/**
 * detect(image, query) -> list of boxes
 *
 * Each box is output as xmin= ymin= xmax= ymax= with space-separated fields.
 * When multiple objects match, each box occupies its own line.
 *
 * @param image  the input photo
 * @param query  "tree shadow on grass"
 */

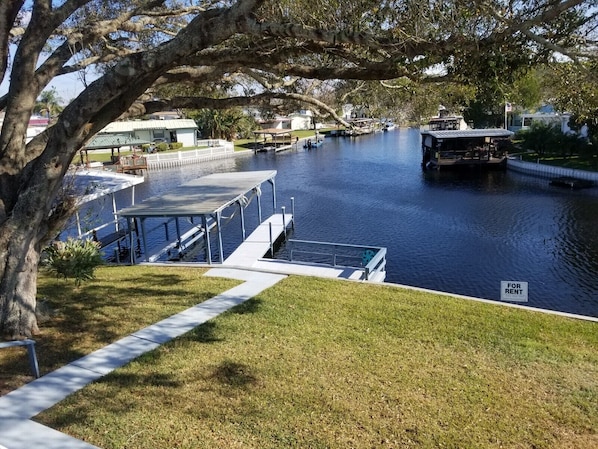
xmin=187 ymin=321 xmax=223 ymax=343
xmin=37 ymin=371 xmax=184 ymax=429
xmin=22 ymin=270 xmax=236 ymax=382
xmin=209 ymin=360 xmax=258 ymax=389
xmin=228 ymin=297 xmax=262 ymax=315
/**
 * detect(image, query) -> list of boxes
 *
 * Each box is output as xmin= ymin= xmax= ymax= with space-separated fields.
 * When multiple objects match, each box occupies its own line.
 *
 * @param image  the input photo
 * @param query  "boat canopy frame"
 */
xmin=117 ymin=170 xmax=278 ymax=264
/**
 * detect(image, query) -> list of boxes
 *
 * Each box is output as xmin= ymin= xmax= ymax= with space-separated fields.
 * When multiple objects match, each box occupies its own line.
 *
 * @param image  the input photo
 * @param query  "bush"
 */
xmin=44 ymin=238 xmax=104 ymax=286
xmin=156 ymin=142 xmax=169 ymax=152
xmin=170 ymin=142 xmax=183 ymax=150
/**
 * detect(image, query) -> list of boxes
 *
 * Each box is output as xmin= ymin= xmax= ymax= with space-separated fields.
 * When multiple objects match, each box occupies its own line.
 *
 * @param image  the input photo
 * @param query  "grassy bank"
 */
xmin=21 ymin=266 xmax=598 ymax=448
xmin=518 ymin=153 xmax=598 ymax=172
xmin=0 ymin=266 xmax=240 ymax=394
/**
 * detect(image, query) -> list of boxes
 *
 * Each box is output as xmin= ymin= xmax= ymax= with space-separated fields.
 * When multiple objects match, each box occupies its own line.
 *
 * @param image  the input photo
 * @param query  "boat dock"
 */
xmin=116 ymin=170 xmax=386 ymax=282
xmin=224 ymin=213 xmax=293 ymax=266
xmin=225 ymin=225 xmax=386 ymax=282
xmin=118 ymin=170 xmax=279 ymax=264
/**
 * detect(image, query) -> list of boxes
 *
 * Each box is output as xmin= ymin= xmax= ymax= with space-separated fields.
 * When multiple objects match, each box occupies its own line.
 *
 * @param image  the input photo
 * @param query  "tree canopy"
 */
xmin=0 ymin=0 xmax=596 ymax=338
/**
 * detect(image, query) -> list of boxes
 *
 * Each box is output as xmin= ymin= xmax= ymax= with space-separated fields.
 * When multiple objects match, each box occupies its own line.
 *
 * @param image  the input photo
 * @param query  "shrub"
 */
xmin=156 ymin=142 xmax=169 ymax=152
xmin=44 ymin=238 xmax=104 ymax=286
xmin=170 ymin=142 xmax=183 ymax=150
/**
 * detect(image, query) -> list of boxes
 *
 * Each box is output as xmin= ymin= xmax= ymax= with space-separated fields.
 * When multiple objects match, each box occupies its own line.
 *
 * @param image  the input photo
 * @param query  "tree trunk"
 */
xmin=0 ymin=220 xmax=41 ymax=339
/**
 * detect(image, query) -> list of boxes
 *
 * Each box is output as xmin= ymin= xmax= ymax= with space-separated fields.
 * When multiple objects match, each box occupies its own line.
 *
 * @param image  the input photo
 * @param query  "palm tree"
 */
xmin=35 ymin=88 xmax=63 ymax=119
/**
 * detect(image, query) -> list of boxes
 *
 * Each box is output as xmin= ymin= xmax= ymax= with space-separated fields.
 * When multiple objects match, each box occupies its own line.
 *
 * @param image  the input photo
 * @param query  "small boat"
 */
xmin=304 ymin=139 xmax=323 ymax=149
xmin=383 ymin=121 xmax=396 ymax=131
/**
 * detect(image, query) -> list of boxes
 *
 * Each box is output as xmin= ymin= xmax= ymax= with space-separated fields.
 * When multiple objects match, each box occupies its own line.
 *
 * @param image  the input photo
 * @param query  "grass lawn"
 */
xmin=518 ymin=153 xmax=598 ymax=172
xmin=21 ymin=267 xmax=598 ymax=448
xmin=82 ymin=129 xmax=328 ymax=163
xmin=0 ymin=266 xmax=240 ymax=394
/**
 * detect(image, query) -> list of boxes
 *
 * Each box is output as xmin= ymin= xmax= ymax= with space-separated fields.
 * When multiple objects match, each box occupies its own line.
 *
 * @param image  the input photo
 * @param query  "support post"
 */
xmin=175 ymin=218 xmax=182 ymax=257
xmin=269 ymin=222 xmax=274 ymax=257
xmin=239 ymin=201 xmax=246 ymax=240
xmin=216 ymin=211 xmax=224 ymax=263
xmin=203 ymin=215 xmax=212 ymax=264
xmin=269 ymin=178 xmax=277 ymax=212
xmin=111 ymin=194 xmax=118 ymax=232
xmin=27 ymin=341 xmax=40 ymax=378
xmin=257 ymin=190 xmax=262 ymax=223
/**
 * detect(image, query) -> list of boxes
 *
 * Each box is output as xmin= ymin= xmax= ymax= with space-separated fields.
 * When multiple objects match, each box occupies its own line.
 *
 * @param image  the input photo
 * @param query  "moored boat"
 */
xmin=304 ymin=139 xmax=323 ymax=149
xmin=421 ymin=128 xmax=513 ymax=170
xmin=383 ymin=121 xmax=396 ymax=131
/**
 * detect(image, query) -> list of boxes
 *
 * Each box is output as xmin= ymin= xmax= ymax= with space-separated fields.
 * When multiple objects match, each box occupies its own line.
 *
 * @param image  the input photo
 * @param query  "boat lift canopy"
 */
xmin=69 ymin=169 xmax=144 ymax=245
xmin=118 ymin=170 xmax=277 ymax=263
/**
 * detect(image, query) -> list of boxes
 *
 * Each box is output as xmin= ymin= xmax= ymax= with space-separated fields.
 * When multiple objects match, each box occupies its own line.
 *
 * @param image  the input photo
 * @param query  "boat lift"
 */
xmin=118 ymin=170 xmax=278 ymax=264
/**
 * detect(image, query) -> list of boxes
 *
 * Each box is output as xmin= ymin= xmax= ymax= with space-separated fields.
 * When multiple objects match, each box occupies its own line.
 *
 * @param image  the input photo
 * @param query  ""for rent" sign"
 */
xmin=500 ymin=281 xmax=529 ymax=302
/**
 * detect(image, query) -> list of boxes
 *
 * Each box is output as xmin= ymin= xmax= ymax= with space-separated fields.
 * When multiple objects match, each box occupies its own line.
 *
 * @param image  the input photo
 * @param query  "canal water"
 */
xmin=110 ymin=127 xmax=598 ymax=317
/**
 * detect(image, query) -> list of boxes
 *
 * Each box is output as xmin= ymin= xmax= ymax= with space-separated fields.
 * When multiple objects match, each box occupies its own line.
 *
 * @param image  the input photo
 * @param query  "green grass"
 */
xmin=83 ymin=129 xmax=328 ymax=162
xmin=0 ymin=266 xmax=240 ymax=393
xmin=26 ymin=270 xmax=598 ymax=449
xmin=518 ymin=153 xmax=598 ymax=172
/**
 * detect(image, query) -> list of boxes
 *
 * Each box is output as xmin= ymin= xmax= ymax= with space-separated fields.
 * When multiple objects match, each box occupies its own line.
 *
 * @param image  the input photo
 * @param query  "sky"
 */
xmin=0 ymin=55 xmax=89 ymax=105
xmin=0 ymin=4 xmax=89 ymax=105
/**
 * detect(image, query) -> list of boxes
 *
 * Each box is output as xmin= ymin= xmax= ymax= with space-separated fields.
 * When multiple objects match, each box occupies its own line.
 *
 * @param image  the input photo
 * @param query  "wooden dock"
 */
xmin=224 ymin=213 xmax=293 ymax=266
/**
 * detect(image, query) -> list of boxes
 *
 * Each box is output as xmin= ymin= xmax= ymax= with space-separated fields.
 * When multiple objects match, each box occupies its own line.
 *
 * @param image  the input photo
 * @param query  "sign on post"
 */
xmin=500 ymin=281 xmax=528 ymax=302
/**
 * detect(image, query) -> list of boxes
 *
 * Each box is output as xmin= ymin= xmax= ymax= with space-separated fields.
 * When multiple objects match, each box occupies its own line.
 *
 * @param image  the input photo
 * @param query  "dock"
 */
xmin=225 ymin=222 xmax=386 ymax=282
xmin=118 ymin=170 xmax=278 ymax=264
xmin=224 ymin=213 xmax=293 ymax=266
xmin=115 ymin=170 xmax=386 ymax=282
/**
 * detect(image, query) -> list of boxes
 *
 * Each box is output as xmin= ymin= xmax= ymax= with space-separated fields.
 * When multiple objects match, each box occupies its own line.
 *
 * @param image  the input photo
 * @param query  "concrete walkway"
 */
xmin=0 ymin=268 xmax=286 ymax=449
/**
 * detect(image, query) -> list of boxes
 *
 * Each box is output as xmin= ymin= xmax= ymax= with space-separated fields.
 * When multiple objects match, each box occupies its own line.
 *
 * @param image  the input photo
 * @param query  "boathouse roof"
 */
xmin=118 ymin=170 xmax=277 ymax=218
xmin=83 ymin=134 xmax=150 ymax=150
xmin=422 ymin=129 xmax=514 ymax=139
xmin=71 ymin=169 xmax=144 ymax=205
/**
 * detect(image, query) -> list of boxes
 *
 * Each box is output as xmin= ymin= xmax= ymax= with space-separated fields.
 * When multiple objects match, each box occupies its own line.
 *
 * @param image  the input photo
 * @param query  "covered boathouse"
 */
xmin=117 ymin=170 xmax=281 ymax=264
xmin=421 ymin=128 xmax=514 ymax=170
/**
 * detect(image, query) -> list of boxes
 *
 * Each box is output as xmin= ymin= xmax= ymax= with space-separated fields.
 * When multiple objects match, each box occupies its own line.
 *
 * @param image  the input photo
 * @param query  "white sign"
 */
xmin=501 ymin=281 xmax=528 ymax=302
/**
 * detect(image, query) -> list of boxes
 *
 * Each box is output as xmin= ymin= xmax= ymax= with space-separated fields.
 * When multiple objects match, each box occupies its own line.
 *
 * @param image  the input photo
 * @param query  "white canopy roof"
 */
xmin=118 ymin=170 xmax=277 ymax=218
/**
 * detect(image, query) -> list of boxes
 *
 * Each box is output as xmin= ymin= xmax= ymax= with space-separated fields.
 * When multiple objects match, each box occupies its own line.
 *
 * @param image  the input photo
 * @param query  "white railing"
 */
xmin=286 ymin=239 xmax=387 ymax=281
xmin=145 ymin=140 xmax=238 ymax=169
xmin=507 ymin=157 xmax=598 ymax=182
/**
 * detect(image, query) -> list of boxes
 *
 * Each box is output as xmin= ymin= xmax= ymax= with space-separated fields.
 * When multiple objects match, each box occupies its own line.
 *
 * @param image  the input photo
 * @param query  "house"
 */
xmin=0 ymin=113 xmax=50 ymax=143
xmin=288 ymin=110 xmax=314 ymax=130
xmin=509 ymin=106 xmax=576 ymax=135
xmin=259 ymin=117 xmax=292 ymax=131
xmin=148 ymin=111 xmax=181 ymax=120
xmin=99 ymin=119 xmax=198 ymax=147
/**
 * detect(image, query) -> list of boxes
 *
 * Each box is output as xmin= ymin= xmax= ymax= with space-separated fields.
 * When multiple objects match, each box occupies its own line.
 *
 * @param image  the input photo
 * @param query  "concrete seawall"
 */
xmin=507 ymin=157 xmax=598 ymax=182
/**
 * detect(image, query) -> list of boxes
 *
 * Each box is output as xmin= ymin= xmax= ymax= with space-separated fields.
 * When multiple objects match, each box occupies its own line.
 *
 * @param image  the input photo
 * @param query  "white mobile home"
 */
xmin=99 ymin=119 xmax=198 ymax=147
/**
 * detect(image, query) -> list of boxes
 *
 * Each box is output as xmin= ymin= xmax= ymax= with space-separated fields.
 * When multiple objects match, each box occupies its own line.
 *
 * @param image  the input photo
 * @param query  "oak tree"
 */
xmin=0 ymin=0 xmax=593 ymax=338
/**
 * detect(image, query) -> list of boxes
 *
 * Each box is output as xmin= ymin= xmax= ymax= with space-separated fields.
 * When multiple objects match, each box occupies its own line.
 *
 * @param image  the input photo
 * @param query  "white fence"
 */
xmin=145 ymin=140 xmax=239 ymax=169
xmin=507 ymin=157 xmax=598 ymax=182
